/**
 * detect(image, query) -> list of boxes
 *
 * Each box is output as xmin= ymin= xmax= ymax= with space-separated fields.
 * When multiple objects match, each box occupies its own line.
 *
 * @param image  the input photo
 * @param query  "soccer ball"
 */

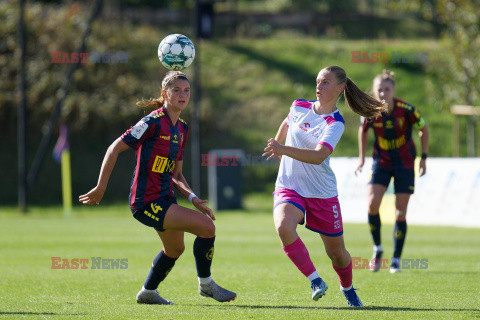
xmin=158 ymin=34 xmax=195 ymax=71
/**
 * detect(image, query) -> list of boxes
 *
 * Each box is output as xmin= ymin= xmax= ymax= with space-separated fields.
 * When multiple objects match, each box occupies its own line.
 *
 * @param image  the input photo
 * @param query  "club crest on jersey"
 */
xmin=385 ymin=120 xmax=394 ymax=129
xmin=172 ymin=134 xmax=179 ymax=144
xmin=310 ymin=127 xmax=322 ymax=138
xmin=397 ymin=118 xmax=405 ymax=128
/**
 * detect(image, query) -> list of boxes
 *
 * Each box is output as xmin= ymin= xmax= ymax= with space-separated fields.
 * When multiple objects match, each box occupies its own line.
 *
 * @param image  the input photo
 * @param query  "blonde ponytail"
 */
xmin=323 ymin=65 xmax=386 ymax=118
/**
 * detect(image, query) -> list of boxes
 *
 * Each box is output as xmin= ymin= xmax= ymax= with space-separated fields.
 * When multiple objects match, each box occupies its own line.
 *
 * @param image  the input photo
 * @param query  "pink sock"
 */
xmin=332 ymin=260 xmax=353 ymax=288
xmin=282 ymin=237 xmax=316 ymax=278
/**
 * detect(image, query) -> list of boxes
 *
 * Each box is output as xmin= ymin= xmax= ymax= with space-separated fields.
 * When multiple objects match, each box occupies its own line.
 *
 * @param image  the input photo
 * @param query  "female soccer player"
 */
xmin=263 ymin=65 xmax=386 ymax=307
xmin=355 ymin=70 xmax=429 ymax=273
xmin=79 ymin=71 xmax=236 ymax=305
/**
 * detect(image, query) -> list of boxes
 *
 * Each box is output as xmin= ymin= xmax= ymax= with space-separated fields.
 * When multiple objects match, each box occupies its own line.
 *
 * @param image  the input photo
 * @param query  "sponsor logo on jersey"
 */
xmin=378 ymin=135 xmax=406 ymax=150
xmin=159 ymin=135 xmax=170 ymax=141
xmin=299 ymin=124 xmax=309 ymax=132
xmin=152 ymin=156 xmax=175 ymax=174
xmin=131 ymin=120 xmax=148 ymax=139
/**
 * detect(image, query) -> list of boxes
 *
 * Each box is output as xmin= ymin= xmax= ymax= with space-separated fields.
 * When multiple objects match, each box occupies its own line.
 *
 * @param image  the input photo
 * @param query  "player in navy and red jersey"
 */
xmin=355 ymin=70 xmax=429 ymax=273
xmin=79 ymin=71 xmax=236 ymax=305
xmin=264 ymin=66 xmax=386 ymax=307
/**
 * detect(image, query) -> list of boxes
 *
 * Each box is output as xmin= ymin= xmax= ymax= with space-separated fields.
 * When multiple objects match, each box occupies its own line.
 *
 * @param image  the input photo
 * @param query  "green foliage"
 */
xmin=0 ymin=1 xmax=458 ymax=205
xmin=391 ymin=0 xmax=480 ymax=107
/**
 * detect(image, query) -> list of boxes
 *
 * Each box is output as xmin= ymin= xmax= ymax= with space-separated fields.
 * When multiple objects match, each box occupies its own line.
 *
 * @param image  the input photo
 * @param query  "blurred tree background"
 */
xmin=1 ymin=0 xmax=478 ymax=205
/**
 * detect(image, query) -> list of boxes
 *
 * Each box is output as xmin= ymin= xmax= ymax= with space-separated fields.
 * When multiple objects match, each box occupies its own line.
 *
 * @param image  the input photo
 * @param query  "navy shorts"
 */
xmin=369 ymin=166 xmax=415 ymax=194
xmin=132 ymin=195 xmax=177 ymax=232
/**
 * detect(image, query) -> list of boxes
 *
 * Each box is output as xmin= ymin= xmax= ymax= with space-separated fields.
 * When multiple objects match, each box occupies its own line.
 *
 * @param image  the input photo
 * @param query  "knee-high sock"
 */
xmin=144 ymin=250 xmax=177 ymax=290
xmin=332 ymin=260 xmax=353 ymax=289
xmin=282 ymin=237 xmax=316 ymax=278
xmin=393 ymin=221 xmax=407 ymax=258
xmin=368 ymin=213 xmax=382 ymax=246
xmin=193 ymin=236 xmax=215 ymax=278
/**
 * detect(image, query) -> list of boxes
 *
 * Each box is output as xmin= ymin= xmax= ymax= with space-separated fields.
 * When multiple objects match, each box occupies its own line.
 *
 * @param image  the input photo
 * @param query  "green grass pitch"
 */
xmin=1 ymin=194 xmax=479 ymax=319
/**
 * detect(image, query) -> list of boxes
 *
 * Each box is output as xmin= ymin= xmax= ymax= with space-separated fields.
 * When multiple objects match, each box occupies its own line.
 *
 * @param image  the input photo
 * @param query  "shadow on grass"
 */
xmin=224 ymin=43 xmax=314 ymax=86
xmin=193 ymin=304 xmax=480 ymax=313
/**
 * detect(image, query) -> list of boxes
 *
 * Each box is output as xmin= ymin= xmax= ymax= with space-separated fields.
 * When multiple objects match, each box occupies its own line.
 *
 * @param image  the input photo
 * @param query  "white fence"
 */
xmin=331 ymin=157 xmax=480 ymax=228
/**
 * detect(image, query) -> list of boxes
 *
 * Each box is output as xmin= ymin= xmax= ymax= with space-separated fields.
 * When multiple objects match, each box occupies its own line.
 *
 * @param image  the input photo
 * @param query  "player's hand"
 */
xmin=192 ymin=197 xmax=216 ymax=221
xmin=355 ymin=160 xmax=364 ymax=176
xmin=263 ymin=138 xmax=284 ymax=161
xmin=419 ymin=159 xmax=427 ymax=177
xmin=79 ymin=186 xmax=105 ymax=205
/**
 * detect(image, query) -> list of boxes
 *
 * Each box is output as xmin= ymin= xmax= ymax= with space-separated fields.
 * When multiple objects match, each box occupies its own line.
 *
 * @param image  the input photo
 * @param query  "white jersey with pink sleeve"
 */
xmin=275 ymin=99 xmax=345 ymax=198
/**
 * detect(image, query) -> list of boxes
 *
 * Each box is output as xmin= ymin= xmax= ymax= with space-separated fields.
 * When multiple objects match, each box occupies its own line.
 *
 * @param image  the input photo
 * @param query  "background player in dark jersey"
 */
xmin=355 ymin=70 xmax=429 ymax=273
xmin=79 ymin=71 xmax=236 ymax=304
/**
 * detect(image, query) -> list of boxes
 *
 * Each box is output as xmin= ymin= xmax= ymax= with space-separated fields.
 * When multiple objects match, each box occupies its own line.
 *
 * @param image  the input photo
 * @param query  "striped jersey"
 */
xmin=121 ymin=107 xmax=188 ymax=210
xmin=275 ymin=99 xmax=345 ymax=198
xmin=361 ymin=98 xmax=424 ymax=169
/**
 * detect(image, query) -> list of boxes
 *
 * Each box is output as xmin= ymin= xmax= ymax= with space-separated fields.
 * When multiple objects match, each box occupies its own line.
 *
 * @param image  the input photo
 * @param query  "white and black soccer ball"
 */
xmin=158 ymin=34 xmax=195 ymax=71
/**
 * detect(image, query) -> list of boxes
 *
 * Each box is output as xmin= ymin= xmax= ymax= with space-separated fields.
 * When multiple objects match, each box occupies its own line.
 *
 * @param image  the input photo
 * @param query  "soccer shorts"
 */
xmin=132 ymin=195 xmax=177 ymax=232
xmin=369 ymin=166 xmax=415 ymax=194
xmin=273 ymin=188 xmax=343 ymax=237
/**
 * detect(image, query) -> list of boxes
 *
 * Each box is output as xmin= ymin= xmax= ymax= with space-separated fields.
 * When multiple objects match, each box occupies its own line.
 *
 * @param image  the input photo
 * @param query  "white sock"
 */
xmin=198 ymin=276 xmax=213 ymax=285
xmin=341 ymin=284 xmax=353 ymax=291
xmin=374 ymin=245 xmax=383 ymax=252
xmin=307 ymin=271 xmax=320 ymax=282
xmin=141 ymin=286 xmax=156 ymax=293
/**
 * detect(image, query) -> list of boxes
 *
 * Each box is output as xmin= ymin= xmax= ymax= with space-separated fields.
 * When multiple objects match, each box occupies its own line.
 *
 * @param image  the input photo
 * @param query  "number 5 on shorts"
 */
xmin=332 ymin=205 xmax=338 ymax=218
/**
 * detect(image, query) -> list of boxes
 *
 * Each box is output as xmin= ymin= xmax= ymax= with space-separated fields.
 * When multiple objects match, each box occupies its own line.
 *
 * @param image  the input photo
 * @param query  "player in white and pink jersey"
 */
xmin=263 ymin=65 xmax=386 ymax=307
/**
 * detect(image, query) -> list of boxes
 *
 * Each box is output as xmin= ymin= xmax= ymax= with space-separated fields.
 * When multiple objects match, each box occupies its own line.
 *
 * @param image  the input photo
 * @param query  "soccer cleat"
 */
xmin=369 ymin=250 xmax=383 ymax=272
xmin=136 ymin=288 xmax=174 ymax=305
xmin=341 ymin=287 xmax=363 ymax=307
xmin=389 ymin=258 xmax=401 ymax=274
xmin=199 ymin=280 xmax=236 ymax=302
xmin=311 ymin=278 xmax=328 ymax=301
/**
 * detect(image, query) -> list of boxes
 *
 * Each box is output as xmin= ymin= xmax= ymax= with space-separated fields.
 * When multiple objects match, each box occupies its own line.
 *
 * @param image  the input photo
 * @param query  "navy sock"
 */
xmin=144 ymin=250 xmax=177 ymax=290
xmin=393 ymin=221 xmax=407 ymax=258
xmin=193 ymin=237 xmax=215 ymax=278
xmin=368 ymin=213 xmax=382 ymax=246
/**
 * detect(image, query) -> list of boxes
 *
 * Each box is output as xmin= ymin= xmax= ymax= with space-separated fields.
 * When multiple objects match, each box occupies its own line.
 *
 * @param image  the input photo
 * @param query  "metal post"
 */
xmin=453 ymin=115 xmax=459 ymax=157
xmin=467 ymin=116 xmax=475 ymax=157
xmin=190 ymin=0 xmax=202 ymax=194
xmin=191 ymin=44 xmax=201 ymax=194
xmin=17 ymin=0 xmax=27 ymax=213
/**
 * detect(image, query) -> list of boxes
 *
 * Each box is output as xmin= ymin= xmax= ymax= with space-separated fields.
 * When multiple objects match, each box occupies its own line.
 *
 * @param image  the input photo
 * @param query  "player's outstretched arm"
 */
xmin=79 ymin=137 xmax=129 ymax=205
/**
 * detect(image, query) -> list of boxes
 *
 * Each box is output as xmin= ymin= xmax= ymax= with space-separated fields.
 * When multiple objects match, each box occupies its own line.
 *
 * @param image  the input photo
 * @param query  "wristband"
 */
xmin=421 ymin=153 xmax=428 ymax=160
xmin=188 ymin=193 xmax=198 ymax=202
